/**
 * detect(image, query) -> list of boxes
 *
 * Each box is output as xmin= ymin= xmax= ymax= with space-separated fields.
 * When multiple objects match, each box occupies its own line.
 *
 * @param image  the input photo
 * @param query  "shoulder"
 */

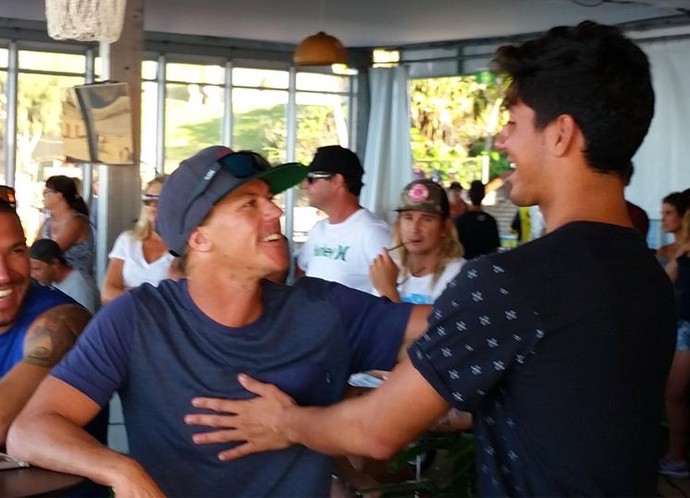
xmin=23 ymin=303 xmax=91 ymax=368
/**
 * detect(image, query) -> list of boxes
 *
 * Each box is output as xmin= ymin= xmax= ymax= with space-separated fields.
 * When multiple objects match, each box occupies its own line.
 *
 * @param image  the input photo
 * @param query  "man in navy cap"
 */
xmin=9 ymin=147 xmax=430 ymax=497
xmin=297 ymin=145 xmax=391 ymax=294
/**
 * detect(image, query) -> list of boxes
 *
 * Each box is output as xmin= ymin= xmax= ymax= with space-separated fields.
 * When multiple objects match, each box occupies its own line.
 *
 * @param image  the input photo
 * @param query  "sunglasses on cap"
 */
xmin=142 ymin=194 xmax=160 ymax=206
xmin=180 ymin=151 xmax=272 ymax=233
xmin=306 ymin=172 xmax=334 ymax=184
xmin=0 ymin=185 xmax=17 ymax=208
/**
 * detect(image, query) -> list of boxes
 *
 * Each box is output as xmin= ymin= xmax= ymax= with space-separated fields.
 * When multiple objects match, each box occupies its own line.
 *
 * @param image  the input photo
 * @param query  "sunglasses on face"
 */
xmin=142 ymin=194 xmax=160 ymax=206
xmin=0 ymin=185 xmax=17 ymax=208
xmin=306 ymin=172 xmax=334 ymax=184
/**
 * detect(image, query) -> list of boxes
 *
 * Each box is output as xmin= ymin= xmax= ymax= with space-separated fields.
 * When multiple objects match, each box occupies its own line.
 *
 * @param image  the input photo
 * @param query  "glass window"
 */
xmin=0 ymin=70 xmax=6 ymax=184
xmin=140 ymin=81 xmax=159 ymax=181
xmin=0 ymin=48 xmax=8 ymax=69
xmin=231 ymin=87 xmax=287 ymax=162
xmin=164 ymin=81 xmax=224 ymax=173
xmin=167 ymin=62 xmax=224 ymax=85
xmin=18 ymin=51 xmax=86 ymax=74
xmin=142 ymin=60 xmax=158 ymax=81
xmin=16 ymin=72 xmax=86 ymax=243
xmin=232 ymin=68 xmax=288 ymax=89
xmin=296 ymin=72 xmax=350 ymax=93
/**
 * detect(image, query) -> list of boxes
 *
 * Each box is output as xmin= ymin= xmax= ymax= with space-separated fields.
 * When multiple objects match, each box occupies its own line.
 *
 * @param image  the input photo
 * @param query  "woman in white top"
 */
xmin=370 ymin=178 xmax=466 ymax=304
xmin=101 ymin=176 xmax=175 ymax=304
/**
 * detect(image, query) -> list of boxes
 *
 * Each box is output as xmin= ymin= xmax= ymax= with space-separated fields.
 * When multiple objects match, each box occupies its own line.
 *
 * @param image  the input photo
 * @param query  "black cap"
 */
xmin=30 ymin=239 xmax=65 ymax=263
xmin=308 ymin=145 xmax=364 ymax=180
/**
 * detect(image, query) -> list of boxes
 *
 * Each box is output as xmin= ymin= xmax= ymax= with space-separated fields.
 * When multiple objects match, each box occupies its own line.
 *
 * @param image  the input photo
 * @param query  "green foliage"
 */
xmin=356 ymin=432 xmax=478 ymax=497
xmin=410 ymin=74 xmax=509 ymax=185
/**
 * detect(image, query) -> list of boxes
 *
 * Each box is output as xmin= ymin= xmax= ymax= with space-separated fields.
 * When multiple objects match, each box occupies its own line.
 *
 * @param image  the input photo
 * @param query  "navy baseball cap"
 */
xmin=156 ymin=146 xmax=307 ymax=256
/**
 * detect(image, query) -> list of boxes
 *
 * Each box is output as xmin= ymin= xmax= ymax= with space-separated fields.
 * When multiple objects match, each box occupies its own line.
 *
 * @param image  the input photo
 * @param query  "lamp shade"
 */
xmin=293 ymin=31 xmax=347 ymax=66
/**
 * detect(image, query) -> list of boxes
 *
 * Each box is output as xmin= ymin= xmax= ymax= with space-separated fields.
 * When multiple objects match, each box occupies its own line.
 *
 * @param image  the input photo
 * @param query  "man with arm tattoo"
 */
xmin=0 ymin=200 xmax=106 ymax=449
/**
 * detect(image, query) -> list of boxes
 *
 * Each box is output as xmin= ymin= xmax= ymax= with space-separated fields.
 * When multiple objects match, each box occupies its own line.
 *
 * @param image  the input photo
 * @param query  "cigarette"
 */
xmin=386 ymin=243 xmax=404 ymax=251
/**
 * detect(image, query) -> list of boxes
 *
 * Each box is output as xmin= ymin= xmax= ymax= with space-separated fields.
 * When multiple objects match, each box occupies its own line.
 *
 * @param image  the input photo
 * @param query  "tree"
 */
xmin=409 ymin=74 xmax=510 ymax=185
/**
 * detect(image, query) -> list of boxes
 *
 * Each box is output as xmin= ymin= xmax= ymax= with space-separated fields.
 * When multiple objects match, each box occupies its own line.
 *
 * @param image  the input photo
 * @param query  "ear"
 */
xmin=550 ymin=114 xmax=579 ymax=157
xmin=188 ymin=226 xmax=212 ymax=252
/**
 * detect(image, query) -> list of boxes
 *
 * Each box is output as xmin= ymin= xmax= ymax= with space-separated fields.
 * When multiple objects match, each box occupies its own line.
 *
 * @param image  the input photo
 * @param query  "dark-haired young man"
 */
xmin=184 ymin=22 xmax=676 ymax=496
xmin=297 ymin=145 xmax=390 ymax=294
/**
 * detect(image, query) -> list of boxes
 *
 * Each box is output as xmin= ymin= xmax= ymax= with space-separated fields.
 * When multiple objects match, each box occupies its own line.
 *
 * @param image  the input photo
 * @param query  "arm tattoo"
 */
xmin=22 ymin=304 xmax=90 ymax=368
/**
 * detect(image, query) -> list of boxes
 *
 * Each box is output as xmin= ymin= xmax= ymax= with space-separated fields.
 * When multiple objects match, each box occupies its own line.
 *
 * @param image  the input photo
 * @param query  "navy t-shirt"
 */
xmin=411 ymin=221 xmax=675 ymax=496
xmin=53 ymin=277 xmax=413 ymax=497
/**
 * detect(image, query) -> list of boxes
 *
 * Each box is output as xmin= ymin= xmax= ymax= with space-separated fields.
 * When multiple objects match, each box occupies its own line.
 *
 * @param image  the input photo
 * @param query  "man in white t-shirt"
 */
xmin=297 ymin=145 xmax=390 ymax=294
xmin=29 ymin=239 xmax=100 ymax=314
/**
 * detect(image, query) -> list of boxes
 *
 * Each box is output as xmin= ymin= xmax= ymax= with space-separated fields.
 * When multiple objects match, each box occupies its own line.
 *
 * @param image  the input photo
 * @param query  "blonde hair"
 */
xmin=132 ymin=176 xmax=167 ymax=241
xmin=392 ymin=215 xmax=464 ymax=286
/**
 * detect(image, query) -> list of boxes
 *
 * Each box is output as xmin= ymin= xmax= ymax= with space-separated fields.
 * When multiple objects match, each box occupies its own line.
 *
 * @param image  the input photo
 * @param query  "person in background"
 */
xmin=657 ymin=191 xmax=689 ymax=264
xmin=7 ymin=147 xmax=430 ymax=497
xmin=37 ymin=175 xmax=94 ymax=276
xmin=622 ymin=162 xmax=650 ymax=240
xmin=29 ymin=238 xmax=100 ymax=314
xmin=370 ymin=179 xmax=466 ymax=304
xmin=511 ymin=205 xmax=545 ymax=244
xmin=297 ymin=145 xmax=390 ymax=294
xmin=180 ymin=22 xmax=675 ymax=497
xmin=446 ymin=181 xmax=468 ymax=219
xmin=101 ymin=176 xmax=175 ymax=304
xmin=660 ymin=208 xmax=690 ymax=478
xmin=454 ymin=180 xmax=500 ymax=258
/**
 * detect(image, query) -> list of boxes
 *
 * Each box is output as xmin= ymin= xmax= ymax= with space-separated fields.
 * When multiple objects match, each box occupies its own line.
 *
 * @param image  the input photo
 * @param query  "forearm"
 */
xmin=281 ymin=397 xmax=403 ymax=460
xmin=8 ymin=411 xmax=141 ymax=488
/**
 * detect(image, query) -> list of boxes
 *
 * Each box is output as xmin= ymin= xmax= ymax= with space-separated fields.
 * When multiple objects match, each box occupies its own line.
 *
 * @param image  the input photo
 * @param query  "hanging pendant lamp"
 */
xmin=293 ymin=31 xmax=347 ymax=66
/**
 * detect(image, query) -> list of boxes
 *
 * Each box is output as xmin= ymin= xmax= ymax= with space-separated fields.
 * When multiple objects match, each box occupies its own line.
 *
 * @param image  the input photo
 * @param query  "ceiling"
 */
xmin=4 ymin=0 xmax=690 ymax=48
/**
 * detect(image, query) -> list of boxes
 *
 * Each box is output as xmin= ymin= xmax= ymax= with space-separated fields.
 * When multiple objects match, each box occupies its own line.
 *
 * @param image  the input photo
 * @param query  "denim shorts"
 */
xmin=676 ymin=320 xmax=690 ymax=351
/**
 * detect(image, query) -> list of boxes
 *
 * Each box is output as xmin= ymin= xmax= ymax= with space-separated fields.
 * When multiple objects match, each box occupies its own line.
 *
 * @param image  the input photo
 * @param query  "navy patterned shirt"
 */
xmin=411 ymin=222 xmax=676 ymax=496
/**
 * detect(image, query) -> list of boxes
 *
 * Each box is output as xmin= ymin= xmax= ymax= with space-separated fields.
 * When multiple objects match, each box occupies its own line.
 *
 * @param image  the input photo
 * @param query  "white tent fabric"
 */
xmin=360 ymin=66 xmax=414 ymax=224
xmin=630 ymin=38 xmax=690 ymax=229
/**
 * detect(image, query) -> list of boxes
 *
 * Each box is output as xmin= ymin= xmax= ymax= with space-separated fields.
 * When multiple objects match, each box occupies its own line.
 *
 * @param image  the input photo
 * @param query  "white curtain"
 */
xmin=360 ymin=66 xmax=414 ymax=223
xmin=630 ymin=38 xmax=690 ymax=220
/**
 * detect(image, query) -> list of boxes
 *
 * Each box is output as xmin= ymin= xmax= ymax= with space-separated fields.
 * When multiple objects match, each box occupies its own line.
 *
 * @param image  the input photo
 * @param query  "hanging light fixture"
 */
xmin=293 ymin=31 xmax=348 ymax=66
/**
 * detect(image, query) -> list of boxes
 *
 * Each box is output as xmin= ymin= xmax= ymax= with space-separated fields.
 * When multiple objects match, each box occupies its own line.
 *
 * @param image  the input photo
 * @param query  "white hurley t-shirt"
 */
xmin=298 ymin=208 xmax=391 ymax=295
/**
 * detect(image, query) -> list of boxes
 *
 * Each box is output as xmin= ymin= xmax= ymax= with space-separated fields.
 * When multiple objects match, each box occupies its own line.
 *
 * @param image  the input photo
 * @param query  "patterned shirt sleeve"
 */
xmin=409 ymin=256 xmax=545 ymax=411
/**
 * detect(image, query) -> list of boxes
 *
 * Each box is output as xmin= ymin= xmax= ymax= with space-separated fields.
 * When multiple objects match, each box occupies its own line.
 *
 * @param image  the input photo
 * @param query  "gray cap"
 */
xmin=156 ymin=146 xmax=306 ymax=256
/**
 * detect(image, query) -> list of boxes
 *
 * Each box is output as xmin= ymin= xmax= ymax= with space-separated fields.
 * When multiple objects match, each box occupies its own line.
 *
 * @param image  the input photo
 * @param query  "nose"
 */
xmin=494 ymin=127 xmax=508 ymax=151
xmin=265 ymin=199 xmax=284 ymax=220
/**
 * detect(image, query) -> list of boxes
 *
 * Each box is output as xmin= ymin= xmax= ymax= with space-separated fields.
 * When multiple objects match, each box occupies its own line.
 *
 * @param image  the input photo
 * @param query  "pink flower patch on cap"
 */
xmin=408 ymin=183 xmax=429 ymax=202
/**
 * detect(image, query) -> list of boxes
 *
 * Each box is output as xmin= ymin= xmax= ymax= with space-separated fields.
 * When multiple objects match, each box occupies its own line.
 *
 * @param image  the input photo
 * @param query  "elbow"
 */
xmin=360 ymin=434 xmax=405 ymax=461
xmin=6 ymin=419 xmax=30 ymax=459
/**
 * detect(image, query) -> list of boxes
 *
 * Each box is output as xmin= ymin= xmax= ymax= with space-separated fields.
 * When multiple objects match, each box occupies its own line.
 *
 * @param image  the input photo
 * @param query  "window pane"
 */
xmin=167 ymin=62 xmax=224 ymax=84
xmin=296 ymin=72 xmax=350 ymax=93
xmin=18 ymin=51 xmax=86 ymax=74
xmin=140 ymin=81 xmax=159 ymax=180
xmin=142 ymin=60 xmax=158 ymax=81
xmin=232 ymin=68 xmax=288 ymax=89
xmin=0 ymin=48 xmax=8 ymax=69
xmin=295 ymin=92 xmax=349 ymax=163
xmin=16 ymin=73 xmax=86 ymax=243
xmin=231 ymin=88 xmax=287 ymax=163
xmin=164 ymin=82 xmax=224 ymax=174
xmin=0 ymin=70 xmax=6 ymax=184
